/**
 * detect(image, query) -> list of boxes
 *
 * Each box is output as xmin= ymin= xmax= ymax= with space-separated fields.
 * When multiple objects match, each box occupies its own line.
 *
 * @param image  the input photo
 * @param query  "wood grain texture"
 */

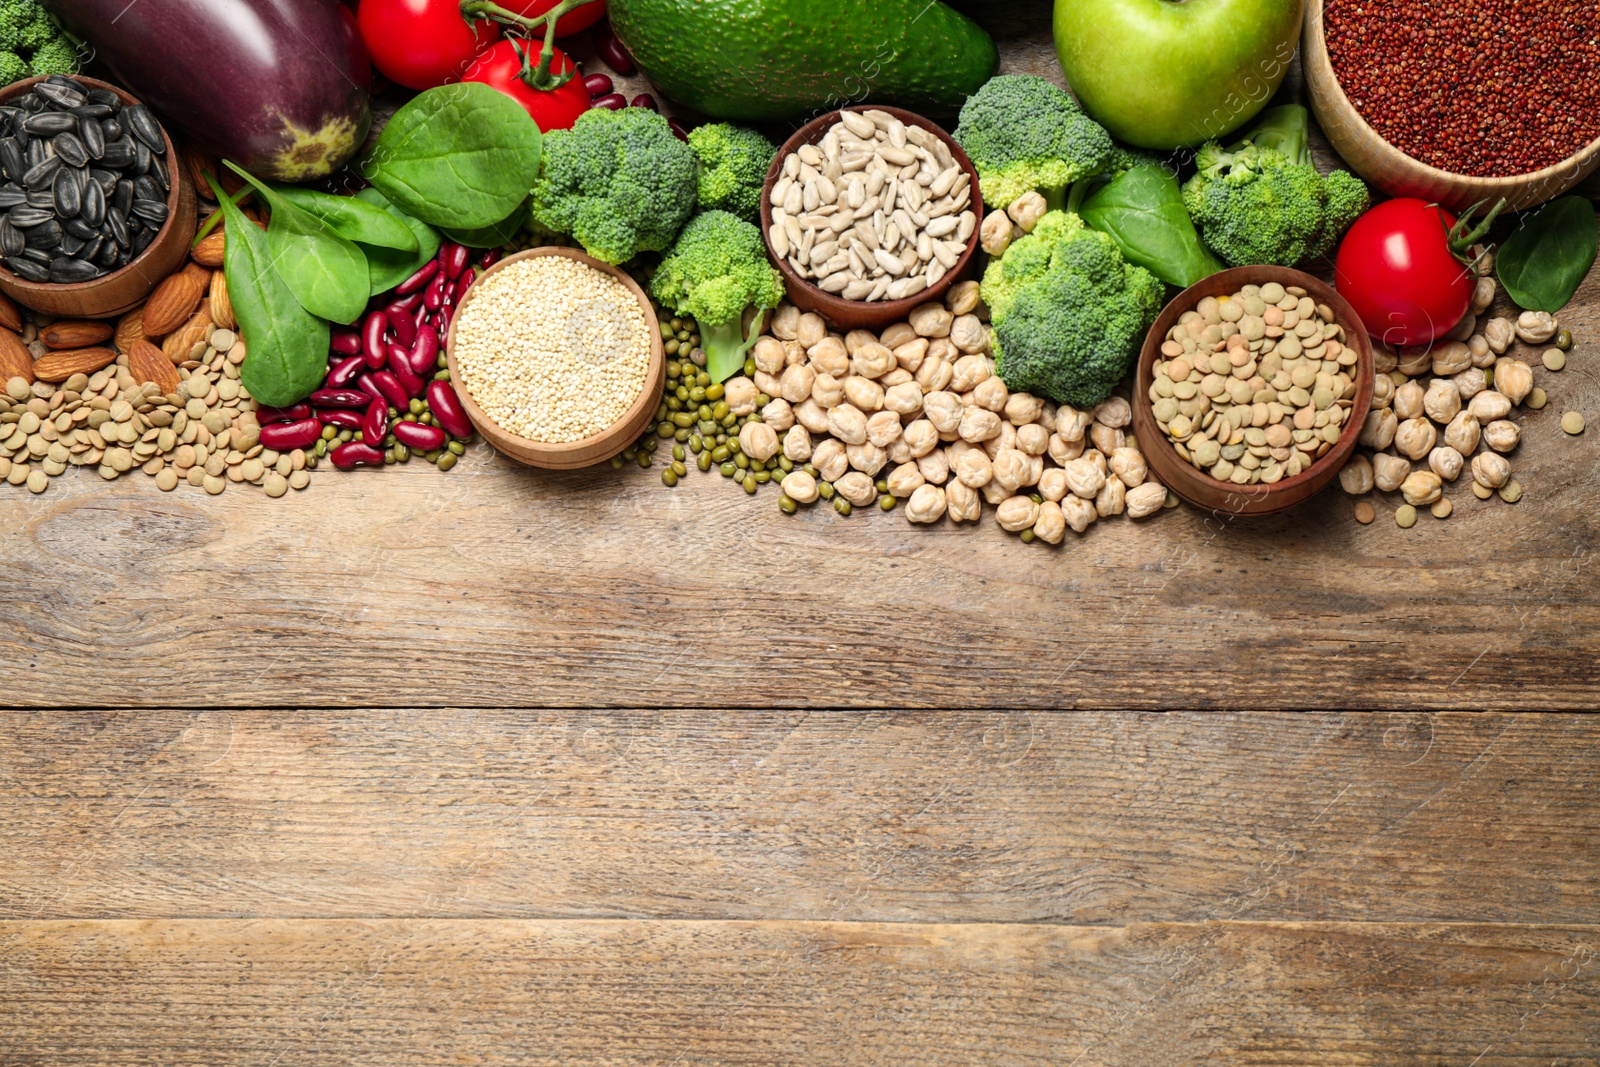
xmin=3 ymin=918 xmax=1597 ymax=1066
xmin=2 ymin=711 xmax=1594 ymax=924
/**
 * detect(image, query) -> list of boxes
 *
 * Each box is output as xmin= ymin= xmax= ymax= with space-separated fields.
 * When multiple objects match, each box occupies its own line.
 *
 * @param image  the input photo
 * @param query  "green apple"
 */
xmin=1054 ymin=0 xmax=1305 ymax=150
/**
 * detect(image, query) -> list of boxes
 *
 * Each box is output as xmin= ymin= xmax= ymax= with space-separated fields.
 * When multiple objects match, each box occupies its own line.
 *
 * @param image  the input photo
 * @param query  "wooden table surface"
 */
xmin=2 ymin=5 xmax=1598 ymax=1064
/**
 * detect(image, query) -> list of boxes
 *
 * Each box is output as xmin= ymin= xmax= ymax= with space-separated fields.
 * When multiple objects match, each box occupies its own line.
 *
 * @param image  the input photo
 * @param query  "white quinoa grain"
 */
xmin=454 ymin=257 xmax=652 ymax=443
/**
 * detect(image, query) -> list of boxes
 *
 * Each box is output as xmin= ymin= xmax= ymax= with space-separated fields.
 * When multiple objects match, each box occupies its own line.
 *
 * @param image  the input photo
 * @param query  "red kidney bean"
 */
xmin=459 ymin=268 xmax=476 ymax=294
xmin=392 ymin=358 xmax=425 ymax=399
xmin=590 ymin=92 xmax=626 ymax=111
xmin=317 ymin=408 xmax=363 ymax=430
xmin=256 ymin=401 xmax=312 ymax=423
xmin=362 ymin=397 xmax=388 ymax=445
xmin=259 ymin=419 xmax=322 ymax=450
xmin=630 ymin=93 xmax=657 ymax=111
xmin=413 ymin=302 xmax=429 ymax=331
xmin=479 ymin=248 xmax=501 ymax=270
xmin=387 ymin=308 xmax=417 ymax=349
xmin=442 ymin=280 xmax=459 ymax=307
xmin=369 ymin=369 xmax=410 ymax=410
xmin=409 ymin=329 xmax=440 ymax=375
xmin=427 ymin=379 xmax=473 ymax=438
xmin=386 ymin=342 xmax=411 ymax=375
xmin=310 ymin=389 xmax=370 ymax=409
xmin=331 ymin=442 xmax=386 ymax=469
xmin=356 ymin=373 xmax=386 ymax=404
xmin=441 ymin=242 xmax=470 ymax=280
xmin=436 ymin=305 xmax=454 ymax=335
xmin=326 ymin=354 xmax=366 ymax=389
xmin=393 ymin=421 xmax=447 ymax=451
xmin=423 ymin=272 xmax=447 ymax=311
xmin=583 ymin=72 xmax=613 ymax=98
xmin=395 ymin=259 xmax=439 ymax=295
xmin=362 ymin=310 xmax=389 ymax=370
xmin=593 ymin=23 xmax=635 ymax=74
xmin=389 ymin=292 xmax=423 ymax=314
xmin=330 ymin=330 xmax=362 ymax=356
xmin=667 ymin=117 xmax=690 ymax=142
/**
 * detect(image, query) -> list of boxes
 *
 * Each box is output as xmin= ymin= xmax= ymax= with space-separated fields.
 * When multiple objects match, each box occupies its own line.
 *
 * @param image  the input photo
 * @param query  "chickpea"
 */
xmin=905 ymin=483 xmax=947 ymax=523
xmin=946 ymin=477 xmax=981 ymax=522
xmin=886 ymin=461 xmax=926 ymax=498
xmin=1032 ymin=501 xmax=1066 ymax=544
xmin=995 ymin=495 xmax=1039 ymax=532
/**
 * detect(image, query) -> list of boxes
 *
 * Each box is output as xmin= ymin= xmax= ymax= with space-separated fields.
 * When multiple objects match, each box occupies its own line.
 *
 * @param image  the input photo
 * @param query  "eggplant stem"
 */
xmin=460 ymin=0 xmax=600 ymax=90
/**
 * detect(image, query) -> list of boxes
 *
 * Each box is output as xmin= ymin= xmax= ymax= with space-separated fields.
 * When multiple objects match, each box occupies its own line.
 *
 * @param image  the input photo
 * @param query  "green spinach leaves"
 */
xmin=1497 ymin=196 xmax=1598 ymax=313
xmin=1077 ymin=163 xmax=1221 ymax=289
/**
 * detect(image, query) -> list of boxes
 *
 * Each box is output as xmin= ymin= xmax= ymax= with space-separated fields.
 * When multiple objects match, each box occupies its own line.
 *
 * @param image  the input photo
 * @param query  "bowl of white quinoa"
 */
xmin=446 ymin=247 xmax=665 ymax=469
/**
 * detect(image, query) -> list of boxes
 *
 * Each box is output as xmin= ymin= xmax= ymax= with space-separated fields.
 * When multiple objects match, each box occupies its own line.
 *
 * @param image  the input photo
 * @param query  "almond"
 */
xmin=114 ymin=306 xmax=145 ymax=354
xmin=142 ymin=269 xmax=207 ymax=338
xmin=161 ymin=301 xmax=213 ymax=365
xmin=0 ymin=328 xmax=30 ymax=381
xmin=41 ymin=319 xmax=114 ymax=350
xmin=127 ymin=338 xmax=181 ymax=393
xmin=209 ymin=269 xmax=235 ymax=330
xmin=192 ymin=229 xmax=226 ymax=268
xmin=0 ymin=291 xmax=20 ymax=334
xmin=32 ymin=346 xmax=116 ymax=383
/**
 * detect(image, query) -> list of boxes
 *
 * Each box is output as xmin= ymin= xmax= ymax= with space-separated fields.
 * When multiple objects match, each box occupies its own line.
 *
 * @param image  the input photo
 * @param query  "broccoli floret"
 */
xmin=650 ymin=210 xmax=785 ymax=382
xmin=982 ymin=210 xmax=1164 ymax=409
xmin=28 ymin=36 xmax=76 ymax=77
xmin=1181 ymin=105 xmax=1370 ymax=267
xmin=687 ymin=123 xmax=774 ymax=223
xmin=531 ymin=106 xmax=697 ymax=265
xmin=0 ymin=50 xmax=25 ymax=83
xmin=0 ymin=1 xmax=54 ymax=52
xmin=954 ymin=74 xmax=1113 ymax=210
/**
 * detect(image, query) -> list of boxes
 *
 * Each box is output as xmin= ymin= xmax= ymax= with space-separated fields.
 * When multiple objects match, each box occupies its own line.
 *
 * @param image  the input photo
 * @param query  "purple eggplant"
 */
xmin=42 ymin=0 xmax=372 ymax=182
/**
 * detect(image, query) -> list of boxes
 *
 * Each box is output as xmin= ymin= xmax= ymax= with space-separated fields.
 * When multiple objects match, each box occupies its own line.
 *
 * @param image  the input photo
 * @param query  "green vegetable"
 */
xmin=982 ymin=210 xmax=1165 ymax=409
xmin=225 ymin=161 xmax=369 ymax=325
xmin=953 ymin=74 xmax=1113 ymax=210
xmin=441 ymin=199 xmax=529 ymax=248
xmin=205 ymin=174 xmax=329 ymax=408
xmin=365 ymin=82 xmax=543 ymax=231
xmin=353 ymin=187 xmax=442 ymax=293
xmin=0 ymin=49 xmax=24 ymax=83
xmin=27 ymin=34 xmax=74 ymax=76
xmin=1496 ymin=196 xmax=1598 ymax=314
xmin=269 ymin=187 xmax=419 ymax=251
xmin=686 ymin=123 xmax=775 ymax=222
xmin=0 ymin=0 xmax=68 ymax=57
xmin=1181 ymin=105 xmax=1369 ymax=268
xmin=531 ymin=106 xmax=697 ymax=265
xmin=1072 ymin=150 xmax=1221 ymax=288
xmin=649 ymin=210 xmax=785 ymax=383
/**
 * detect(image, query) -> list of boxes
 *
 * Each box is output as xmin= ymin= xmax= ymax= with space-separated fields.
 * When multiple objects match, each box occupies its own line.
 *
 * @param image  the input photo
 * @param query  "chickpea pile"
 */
xmin=656 ymin=280 xmax=1173 ymax=541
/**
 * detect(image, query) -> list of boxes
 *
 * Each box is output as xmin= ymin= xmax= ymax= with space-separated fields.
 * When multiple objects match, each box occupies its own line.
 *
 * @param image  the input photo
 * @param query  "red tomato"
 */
xmin=1335 ymin=198 xmax=1476 ymax=350
xmin=357 ymin=0 xmax=500 ymax=90
xmin=500 ymin=0 xmax=607 ymax=37
xmin=464 ymin=40 xmax=591 ymax=132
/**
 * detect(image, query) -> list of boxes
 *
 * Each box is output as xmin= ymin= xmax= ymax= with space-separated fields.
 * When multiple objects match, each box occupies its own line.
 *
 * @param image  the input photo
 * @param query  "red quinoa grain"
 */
xmin=1324 ymin=0 xmax=1600 ymax=177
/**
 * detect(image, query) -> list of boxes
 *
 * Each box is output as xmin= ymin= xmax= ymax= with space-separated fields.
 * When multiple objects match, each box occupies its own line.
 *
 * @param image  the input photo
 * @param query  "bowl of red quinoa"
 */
xmin=1305 ymin=0 xmax=1600 ymax=211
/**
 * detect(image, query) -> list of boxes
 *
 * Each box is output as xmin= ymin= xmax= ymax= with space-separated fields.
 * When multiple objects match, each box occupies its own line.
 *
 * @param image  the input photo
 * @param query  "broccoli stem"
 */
xmin=702 ymin=312 xmax=763 ymax=384
xmin=1043 ymin=186 xmax=1068 ymax=214
xmin=1239 ymin=105 xmax=1312 ymax=167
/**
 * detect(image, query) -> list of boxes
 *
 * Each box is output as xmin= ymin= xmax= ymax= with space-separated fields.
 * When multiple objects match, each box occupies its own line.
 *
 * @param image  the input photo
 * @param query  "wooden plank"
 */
xmin=2 ymin=918 xmax=1596 ymax=1066
xmin=3 ymin=711 xmax=1594 ymax=924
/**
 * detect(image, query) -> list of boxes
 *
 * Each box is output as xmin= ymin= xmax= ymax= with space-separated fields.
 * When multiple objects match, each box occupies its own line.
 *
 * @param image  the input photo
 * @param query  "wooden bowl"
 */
xmin=0 ymin=76 xmax=197 ymax=319
xmin=1132 ymin=266 xmax=1374 ymax=517
xmin=444 ymin=247 xmax=665 ymax=470
xmin=760 ymin=105 xmax=983 ymax=331
xmin=1304 ymin=0 xmax=1600 ymax=211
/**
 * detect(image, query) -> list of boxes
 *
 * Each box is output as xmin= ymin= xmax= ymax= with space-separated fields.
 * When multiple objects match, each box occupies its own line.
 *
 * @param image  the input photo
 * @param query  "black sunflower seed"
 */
xmin=79 ymin=178 xmax=104 ymax=227
xmin=131 ymin=139 xmax=150 ymax=175
xmin=22 ymin=155 xmax=60 ymax=190
xmin=100 ymin=138 xmax=134 ymax=169
xmin=133 ymin=174 xmax=160 ymax=204
xmin=52 ymin=167 xmax=80 ymax=217
xmin=25 ymin=187 xmax=51 ymax=210
xmin=80 ymin=117 xmax=103 ymax=160
xmin=10 ymin=206 xmax=54 ymax=228
xmin=58 ymin=233 xmax=84 ymax=256
xmin=0 ymin=217 xmax=21 ymax=258
xmin=95 ymin=239 xmax=119 ymax=268
xmin=86 ymin=89 xmax=121 ymax=112
xmin=130 ymin=226 xmax=154 ymax=255
xmin=131 ymin=198 xmax=167 ymax=227
xmin=100 ymin=119 xmax=122 ymax=142
xmin=23 ymin=219 xmax=62 ymax=250
xmin=106 ymin=205 xmax=129 ymax=247
xmin=35 ymin=82 xmax=85 ymax=110
xmin=23 ymin=112 xmax=77 ymax=137
xmin=151 ymin=155 xmax=169 ymax=193
xmin=89 ymin=167 xmax=115 ymax=192
xmin=126 ymin=105 xmax=165 ymax=154
xmin=16 ymin=93 xmax=44 ymax=114
xmin=71 ymin=103 xmax=112 ymax=122
xmin=0 ymin=139 xmax=23 ymax=184
xmin=112 ymin=179 xmax=132 ymax=217
xmin=49 ymin=257 xmax=99 ymax=283
xmin=79 ymin=234 xmax=102 ymax=262
xmin=64 ymin=216 xmax=96 ymax=240
xmin=54 ymin=131 xmax=87 ymax=168
xmin=0 ymin=185 xmax=24 ymax=210
xmin=24 ymin=138 xmax=46 ymax=170
xmin=6 ymin=256 xmax=48 ymax=281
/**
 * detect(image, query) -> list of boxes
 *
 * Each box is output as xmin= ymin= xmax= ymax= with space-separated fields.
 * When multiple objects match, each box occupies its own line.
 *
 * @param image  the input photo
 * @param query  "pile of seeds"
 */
xmin=652 ymin=279 xmax=1176 ymax=540
xmin=452 ymin=255 xmax=653 ymax=443
xmin=0 ymin=75 xmax=171 ymax=284
xmin=1340 ymin=267 xmax=1584 ymax=527
xmin=1151 ymin=281 xmax=1358 ymax=486
xmin=767 ymin=108 xmax=976 ymax=303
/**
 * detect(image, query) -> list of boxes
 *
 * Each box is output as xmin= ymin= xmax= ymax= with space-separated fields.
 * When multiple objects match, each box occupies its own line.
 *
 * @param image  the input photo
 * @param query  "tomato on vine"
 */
xmin=357 ymin=0 xmax=500 ymax=90
xmin=464 ymin=39 xmax=591 ymax=131
xmin=497 ymin=0 xmax=606 ymax=37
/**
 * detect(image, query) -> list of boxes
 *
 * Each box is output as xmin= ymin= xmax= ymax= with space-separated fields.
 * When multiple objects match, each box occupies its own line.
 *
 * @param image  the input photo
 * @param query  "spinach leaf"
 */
xmin=226 ymin=162 xmax=370 ymax=325
xmin=1497 ymin=196 xmax=1598 ymax=313
xmin=1078 ymin=164 xmax=1221 ymax=289
xmin=271 ymin=186 xmax=420 ymax=251
xmin=205 ymin=175 xmax=329 ymax=409
xmin=364 ymin=82 xmax=542 ymax=231
xmin=355 ymin=187 xmax=442 ymax=293
xmin=441 ymin=199 xmax=529 ymax=249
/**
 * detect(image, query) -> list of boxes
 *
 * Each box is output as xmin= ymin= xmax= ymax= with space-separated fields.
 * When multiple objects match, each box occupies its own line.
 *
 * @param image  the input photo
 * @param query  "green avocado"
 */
xmin=607 ymin=0 xmax=998 ymax=123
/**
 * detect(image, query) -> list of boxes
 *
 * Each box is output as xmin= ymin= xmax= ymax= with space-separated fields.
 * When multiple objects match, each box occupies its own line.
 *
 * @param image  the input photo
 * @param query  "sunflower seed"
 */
xmin=35 ymin=82 xmax=85 ymax=110
xmin=5 ymin=256 xmax=46 ymax=281
xmin=53 ymin=131 xmax=87 ymax=168
xmin=0 ymin=140 xmax=22 ymax=183
xmin=22 ymin=156 xmax=60 ymax=190
xmin=52 ymin=167 xmax=79 ymax=217
xmin=79 ymin=177 xmax=104 ymax=226
xmin=23 ymin=112 xmax=77 ymax=137
xmin=131 ymin=198 xmax=167 ymax=227
xmin=48 ymin=257 xmax=98 ymax=283
xmin=127 ymin=105 xmax=165 ymax=154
